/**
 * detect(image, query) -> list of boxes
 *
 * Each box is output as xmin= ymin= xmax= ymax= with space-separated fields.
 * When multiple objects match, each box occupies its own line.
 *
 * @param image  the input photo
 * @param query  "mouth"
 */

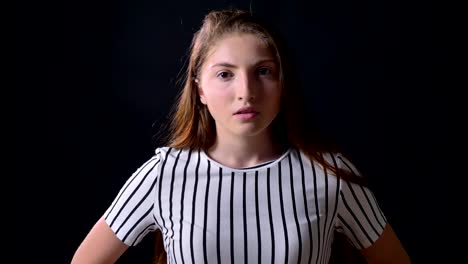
xmin=233 ymin=107 xmax=259 ymax=121
xmin=234 ymin=107 xmax=259 ymax=115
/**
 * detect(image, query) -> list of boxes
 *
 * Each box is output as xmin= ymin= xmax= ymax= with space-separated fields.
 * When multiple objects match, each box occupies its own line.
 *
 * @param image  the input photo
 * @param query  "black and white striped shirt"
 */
xmin=104 ymin=147 xmax=387 ymax=264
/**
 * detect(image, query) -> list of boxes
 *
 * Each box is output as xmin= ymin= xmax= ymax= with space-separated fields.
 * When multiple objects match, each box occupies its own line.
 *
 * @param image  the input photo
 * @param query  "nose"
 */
xmin=237 ymin=72 xmax=256 ymax=101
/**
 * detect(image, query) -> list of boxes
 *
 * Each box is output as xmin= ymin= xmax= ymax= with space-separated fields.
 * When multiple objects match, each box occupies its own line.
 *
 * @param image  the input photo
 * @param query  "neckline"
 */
xmin=200 ymin=148 xmax=292 ymax=172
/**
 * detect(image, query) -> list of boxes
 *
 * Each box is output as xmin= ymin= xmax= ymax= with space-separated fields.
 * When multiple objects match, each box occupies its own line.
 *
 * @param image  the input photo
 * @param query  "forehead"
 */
xmin=204 ymin=33 xmax=275 ymax=67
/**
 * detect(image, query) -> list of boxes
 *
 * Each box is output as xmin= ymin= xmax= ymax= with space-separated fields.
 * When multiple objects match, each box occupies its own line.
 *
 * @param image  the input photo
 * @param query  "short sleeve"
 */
xmin=335 ymin=155 xmax=388 ymax=250
xmin=103 ymin=149 xmax=162 ymax=246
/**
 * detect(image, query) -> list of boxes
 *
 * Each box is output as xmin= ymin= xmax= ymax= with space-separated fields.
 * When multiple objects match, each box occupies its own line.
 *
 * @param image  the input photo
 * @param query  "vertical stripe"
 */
xmin=320 ymin=154 xmax=329 ymax=264
xmin=326 ymin=178 xmax=340 ymax=262
xmin=254 ymin=171 xmax=261 ymax=263
xmin=278 ymin=161 xmax=289 ymax=264
xmin=216 ymin=167 xmax=223 ymax=264
xmin=297 ymin=151 xmax=313 ymax=264
xmin=157 ymin=148 xmax=172 ymax=239
xmin=324 ymin=154 xmax=341 ymax=262
xmin=243 ymin=172 xmax=248 ymax=264
xmin=168 ymin=150 xmax=182 ymax=239
xmin=203 ymin=160 xmax=211 ymax=264
xmin=178 ymin=149 xmax=192 ymax=264
xmin=230 ymin=172 xmax=235 ymax=264
xmin=172 ymin=239 xmax=176 ymax=264
xmin=288 ymin=154 xmax=302 ymax=264
xmin=266 ymin=168 xmax=275 ymax=264
xmin=311 ymin=160 xmax=321 ymax=264
xmin=189 ymin=150 xmax=201 ymax=264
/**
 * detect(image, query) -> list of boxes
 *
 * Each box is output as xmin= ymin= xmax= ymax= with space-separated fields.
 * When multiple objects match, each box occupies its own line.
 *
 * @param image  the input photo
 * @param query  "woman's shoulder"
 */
xmin=153 ymin=146 xmax=197 ymax=161
xmin=295 ymin=148 xmax=366 ymax=184
xmin=294 ymin=148 xmax=344 ymax=166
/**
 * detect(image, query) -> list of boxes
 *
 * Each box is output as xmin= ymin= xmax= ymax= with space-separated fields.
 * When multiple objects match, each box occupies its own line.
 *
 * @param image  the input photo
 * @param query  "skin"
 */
xmin=71 ymin=32 xmax=411 ymax=264
xmin=71 ymin=218 xmax=128 ymax=264
xmin=361 ymin=224 xmax=411 ymax=263
xmin=197 ymin=33 xmax=283 ymax=169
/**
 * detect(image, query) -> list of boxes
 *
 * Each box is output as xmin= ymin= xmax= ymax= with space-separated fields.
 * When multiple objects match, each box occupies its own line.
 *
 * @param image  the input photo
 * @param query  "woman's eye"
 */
xmin=217 ymin=71 xmax=232 ymax=79
xmin=258 ymin=67 xmax=272 ymax=75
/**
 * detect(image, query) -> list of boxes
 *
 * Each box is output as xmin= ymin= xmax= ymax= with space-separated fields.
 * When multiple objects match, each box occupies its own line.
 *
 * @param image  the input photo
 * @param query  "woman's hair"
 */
xmin=165 ymin=8 xmax=363 ymax=182
xmin=154 ymin=8 xmax=366 ymax=263
xmin=166 ymin=8 xmax=283 ymax=150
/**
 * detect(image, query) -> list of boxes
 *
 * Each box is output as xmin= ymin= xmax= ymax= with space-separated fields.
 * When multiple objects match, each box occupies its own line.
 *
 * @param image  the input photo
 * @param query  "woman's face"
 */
xmin=197 ymin=33 xmax=281 ymax=141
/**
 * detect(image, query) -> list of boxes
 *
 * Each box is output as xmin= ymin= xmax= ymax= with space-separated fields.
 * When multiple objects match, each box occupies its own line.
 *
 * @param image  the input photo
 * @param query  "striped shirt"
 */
xmin=104 ymin=147 xmax=387 ymax=264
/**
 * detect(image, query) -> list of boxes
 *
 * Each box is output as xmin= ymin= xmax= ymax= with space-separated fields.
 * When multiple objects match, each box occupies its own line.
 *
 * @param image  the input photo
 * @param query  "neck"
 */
xmin=207 ymin=130 xmax=284 ymax=169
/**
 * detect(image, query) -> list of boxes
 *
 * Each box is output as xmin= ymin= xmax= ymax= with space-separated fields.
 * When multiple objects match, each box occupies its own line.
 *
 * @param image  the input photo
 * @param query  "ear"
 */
xmin=195 ymin=79 xmax=207 ymax=105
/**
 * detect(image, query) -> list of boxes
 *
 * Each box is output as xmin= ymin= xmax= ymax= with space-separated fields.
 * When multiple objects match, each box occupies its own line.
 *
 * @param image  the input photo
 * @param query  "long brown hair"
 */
xmin=154 ymin=8 xmax=366 ymax=263
xmin=166 ymin=8 xmax=284 ymax=150
xmin=165 ymin=9 xmax=360 ymax=177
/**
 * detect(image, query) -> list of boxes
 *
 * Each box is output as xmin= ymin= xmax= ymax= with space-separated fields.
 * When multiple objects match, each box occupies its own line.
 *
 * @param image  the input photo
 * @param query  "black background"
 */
xmin=16 ymin=0 xmax=461 ymax=263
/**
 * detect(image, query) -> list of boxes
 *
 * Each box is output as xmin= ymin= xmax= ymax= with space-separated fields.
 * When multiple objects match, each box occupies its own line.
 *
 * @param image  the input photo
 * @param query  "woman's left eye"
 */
xmin=216 ymin=71 xmax=232 ymax=79
xmin=257 ymin=67 xmax=272 ymax=75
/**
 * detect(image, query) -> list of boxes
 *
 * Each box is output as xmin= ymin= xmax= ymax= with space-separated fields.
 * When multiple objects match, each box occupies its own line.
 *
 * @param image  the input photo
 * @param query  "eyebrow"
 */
xmin=209 ymin=59 xmax=276 ymax=69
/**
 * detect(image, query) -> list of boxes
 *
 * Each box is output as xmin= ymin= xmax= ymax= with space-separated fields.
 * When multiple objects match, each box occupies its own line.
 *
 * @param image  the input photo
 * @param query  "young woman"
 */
xmin=72 ymin=9 xmax=410 ymax=264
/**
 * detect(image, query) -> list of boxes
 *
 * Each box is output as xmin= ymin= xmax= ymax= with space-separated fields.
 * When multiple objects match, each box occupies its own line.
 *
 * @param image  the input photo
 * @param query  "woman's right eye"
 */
xmin=216 ymin=71 xmax=232 ymax=79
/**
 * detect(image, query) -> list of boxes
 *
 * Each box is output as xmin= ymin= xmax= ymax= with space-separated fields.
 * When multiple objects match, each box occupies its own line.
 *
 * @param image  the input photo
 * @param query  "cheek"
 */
xmin=205 ymin=86 xmax=233 ymax=103
xmin=264 ymin=83 xmax=282 ymax=102
xmin=204 ymin=87 xmax=233 ymax=115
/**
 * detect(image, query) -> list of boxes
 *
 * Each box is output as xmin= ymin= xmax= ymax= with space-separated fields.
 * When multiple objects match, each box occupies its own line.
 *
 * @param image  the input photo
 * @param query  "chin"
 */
xmin=234 ymin=125 xmax=271 ymax=138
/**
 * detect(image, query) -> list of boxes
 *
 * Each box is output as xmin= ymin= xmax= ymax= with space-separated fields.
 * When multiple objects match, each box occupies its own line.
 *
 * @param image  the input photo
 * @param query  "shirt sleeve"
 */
xmin=103 ymin=149 xmax=162 ymax=246
xmin=335 ymin=154 xmax=388 ymax=250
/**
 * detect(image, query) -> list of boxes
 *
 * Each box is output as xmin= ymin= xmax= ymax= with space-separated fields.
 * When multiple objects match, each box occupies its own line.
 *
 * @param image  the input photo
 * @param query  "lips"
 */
xmin=234 ymin=107 xmax=259 ymax=115
xmin=233 ymin=107 xmax=259 ymax=121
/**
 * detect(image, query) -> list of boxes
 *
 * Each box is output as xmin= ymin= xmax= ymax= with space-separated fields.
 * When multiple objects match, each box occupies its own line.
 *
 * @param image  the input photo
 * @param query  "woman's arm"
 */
xmin=361 ymin=224 xmax=411 ymax=263
xmin=71 ymin=217 xmax=129 ymax=264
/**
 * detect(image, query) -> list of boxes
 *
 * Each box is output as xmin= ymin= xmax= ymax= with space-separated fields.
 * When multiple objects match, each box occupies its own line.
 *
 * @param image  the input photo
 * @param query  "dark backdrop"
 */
xmin=16 ymin=0 xmax=461 ymax=263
